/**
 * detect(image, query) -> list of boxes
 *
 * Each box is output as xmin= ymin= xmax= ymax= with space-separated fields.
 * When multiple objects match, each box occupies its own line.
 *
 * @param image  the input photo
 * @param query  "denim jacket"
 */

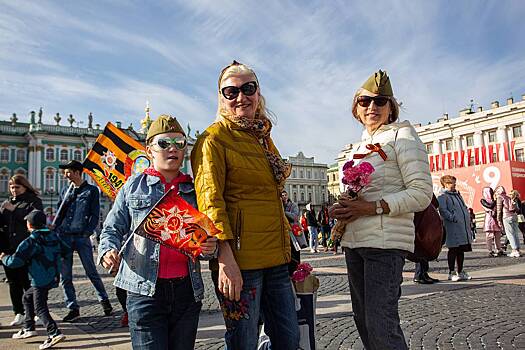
xmin=55 ymin=182 xmax=100 ymax=236
xmin=98 ymin=173 xmax=207 ymax=301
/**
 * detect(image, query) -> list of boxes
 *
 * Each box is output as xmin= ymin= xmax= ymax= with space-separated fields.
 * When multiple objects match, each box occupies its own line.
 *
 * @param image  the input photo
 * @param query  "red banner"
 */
xmin=474 ymin=147 xmax=480 ymax=165
xmin=510 ymin=141 xmax=516 ymax=161
xmin=429 ymin=155 xmax=435 ymax=172
xmin=133 ymin=188 xmax=220 ymax=259
xmin=503 ymin=142 xmax=509 ymax=161
xmin=431 ymin=161 xmax=525 ymax=212
xmin=481 ymin=146 xmax=487 ymax=164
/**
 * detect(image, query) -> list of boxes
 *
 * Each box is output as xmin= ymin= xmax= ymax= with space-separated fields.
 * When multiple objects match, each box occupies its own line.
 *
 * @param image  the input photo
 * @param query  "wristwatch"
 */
xmin=375 ymin=200 xmax=384 ymax=215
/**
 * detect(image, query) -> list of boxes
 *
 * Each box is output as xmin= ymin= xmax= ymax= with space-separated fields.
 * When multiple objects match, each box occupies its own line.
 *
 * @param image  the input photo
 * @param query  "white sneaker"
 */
xmin=10 ymin=313 xmax=24 ymax=326
xmin=35 ymin=316 xmax=44 ymax=326
xmin=509 ymin=251 xmax=521 ymax=258
xmin=447 ymin=271 xmax=456 ymax=280
xmin=12 ymin=328 xmax=38 ymax=339
xmin=310 ymin=248 xmax=316 ymax=253
xmin=451 ymin=273 xmax=461 ymax=282
xmin=39 ymin=333 xmax=66 ymax=349
xmin=458 ymin=271 xmax=472 ymax=281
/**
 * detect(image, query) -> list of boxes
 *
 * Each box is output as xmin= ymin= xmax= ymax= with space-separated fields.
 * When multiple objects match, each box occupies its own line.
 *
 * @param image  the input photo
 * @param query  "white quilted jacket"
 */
xmin=340 ymin=121 xmax=433 ymax=252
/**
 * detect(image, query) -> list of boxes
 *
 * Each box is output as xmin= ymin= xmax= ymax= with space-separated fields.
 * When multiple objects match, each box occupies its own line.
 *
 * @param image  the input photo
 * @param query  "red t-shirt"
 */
xmin=143 ymin=167 xmax=192 ymax=279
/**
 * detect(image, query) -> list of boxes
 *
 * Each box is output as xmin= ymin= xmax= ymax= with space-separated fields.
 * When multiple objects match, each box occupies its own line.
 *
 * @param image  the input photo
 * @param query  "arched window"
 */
xmin=16 ymin=149 xmax=26 ymax=163
xmin=0 ymin=168 xmax=10 ymax=193
xmin=60 ymin=149 xmax=69 ymax=162
xmin=73 ymin=150 xmax=83 ymax=161
xmin=0 ymin=148 xmax=9 ymax=162
xmin=44 ymin=167 xmax=56 ymax=193
xmin=45 ymin=148 xmax=55 ymax=162
xmin=57 ymin=169 xmax=68 ymax=193
xmin=15 ymin=168 xmax=26 ymax=176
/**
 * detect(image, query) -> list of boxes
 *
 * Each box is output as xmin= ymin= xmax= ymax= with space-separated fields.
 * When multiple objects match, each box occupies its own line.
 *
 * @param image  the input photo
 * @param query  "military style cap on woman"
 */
xmin=361 ymin=70 xmax=393 ymax=97
xmin=146 ymin=114 xmax=185 ymax=143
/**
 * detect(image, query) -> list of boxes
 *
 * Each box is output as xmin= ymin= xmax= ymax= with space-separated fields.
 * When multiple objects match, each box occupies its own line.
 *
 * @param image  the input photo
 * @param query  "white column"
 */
xmin=474 ymin=131 xmax=484 ymax=147
xmin=433 ymin=140 xmax=442 ymax=155
xmin=497 ymin=126 xmax=508 ymax=160
xmin=454 ymin=136 xmax=462 ymax=151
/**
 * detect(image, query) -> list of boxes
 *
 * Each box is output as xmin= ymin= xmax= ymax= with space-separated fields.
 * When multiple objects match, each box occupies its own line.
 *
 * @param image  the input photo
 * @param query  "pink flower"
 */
xmin=342 ymin=160 xmax=354 ymax=171
xmin=341 ymin=161 xmax=375 ymax=195
xmin=292 ymin=263 xmax=313 ymax=282
xmin=358 ymin=162 xmax=375 ymax=174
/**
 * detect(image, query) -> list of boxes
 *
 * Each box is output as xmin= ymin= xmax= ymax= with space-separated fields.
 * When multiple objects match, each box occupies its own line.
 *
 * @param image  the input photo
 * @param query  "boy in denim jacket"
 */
xmin=1 ymin=210 xmax=70 ymax=349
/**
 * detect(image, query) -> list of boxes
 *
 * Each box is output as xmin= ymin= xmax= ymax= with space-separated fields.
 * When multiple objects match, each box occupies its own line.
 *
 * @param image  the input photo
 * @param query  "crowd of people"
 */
xmin=0 ymin=63 xmax=523 ymax=350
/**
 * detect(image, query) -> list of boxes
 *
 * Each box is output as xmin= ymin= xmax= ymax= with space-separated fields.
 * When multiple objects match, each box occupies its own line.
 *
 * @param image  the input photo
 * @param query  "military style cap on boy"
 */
xmin=361 ymin=70 xmax=393 ymax=97
xmin=25 ymin=210 xmax=47 ymax=229
xmin=146 ymin=114 xmax=186 ymax=143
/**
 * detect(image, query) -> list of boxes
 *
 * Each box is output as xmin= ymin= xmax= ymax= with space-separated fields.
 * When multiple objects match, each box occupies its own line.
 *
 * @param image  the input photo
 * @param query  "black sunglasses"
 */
xmin=221 ymin=81 xmax=258 ymax=100
xmin=356 ymin=95 xmax=390 ymax=108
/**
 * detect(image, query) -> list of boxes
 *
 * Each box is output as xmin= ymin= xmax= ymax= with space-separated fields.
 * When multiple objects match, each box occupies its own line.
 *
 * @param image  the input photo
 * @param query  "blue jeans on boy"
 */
xmin=60 ymin=235 xmax=108 ymax=310
xmin=214 ymin=263 xmax=300 ymax=350
xmin=127 ymin=277 xmax=202 ymax=350
xmin=344 ymin=247 xmax=408 ymax=350
xmin=23 ymin=286 xmax=59 ymax=336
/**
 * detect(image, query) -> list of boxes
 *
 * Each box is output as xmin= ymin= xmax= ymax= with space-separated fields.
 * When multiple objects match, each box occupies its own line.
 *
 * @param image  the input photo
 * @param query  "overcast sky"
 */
xmin=1 ymin=0 xmax=524 ymax=164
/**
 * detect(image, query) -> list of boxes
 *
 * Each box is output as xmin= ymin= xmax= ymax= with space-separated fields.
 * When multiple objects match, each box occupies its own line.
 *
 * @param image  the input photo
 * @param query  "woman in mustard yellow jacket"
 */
xmin=191 ymin=61 xmax=299 ymax=350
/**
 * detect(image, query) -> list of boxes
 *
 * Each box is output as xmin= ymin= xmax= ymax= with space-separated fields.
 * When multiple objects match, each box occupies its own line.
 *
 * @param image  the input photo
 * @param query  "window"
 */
xmin=0 ymin=169 xmax=9 ymax=193
xmin=308 ymin=193 xmax=312 ymax=202
xmin=425 ymin=143 xmax=433 ymax=154
xmin=300 ymin=192 xmax=305 ymax=202
xmin=307 ymin=170 xmax=311 ymax=179
xmin=45 ymin=148 xmax=55 ymax=162
xmin=322 ymin=193 xmax=326 ymax=202
xmin=491 ymin=151 xmax=498 ymax=162
xmin=300 ymin=170 xmax=304 ymax=178
xmin=515 ymin=149 xmax=525 ymax=162
xmin=73 ymin=149 xmax=83 ymax=161
xmin=60 ymin=149 xmax=69 ymax=162
xmin=15 ymin=168 xmax=26 ymax=176
xmin=487 ymin=130 xmax=497 ymax=143
xmin=292 ymin=170 xmax=296 ymax=178
xmin=15 ymin=149 xmax=26 ymax=163
xmin=57 ymin=169 xmax=68 ymax=193
xmin=468 ymin=154 xmax=475 ymax=166
xmin=444 ymin=139 xmax=453 ymax=151
xmin=293 ymin=192 xmax=297 ymax=202
xmin=450 ymin=160 xmax=455 ymax=168
xmin=465 ymin=135 xmax=474 ymax=147
xmin=299 ymin=185 xmax=304 ymax=189
xmin=44 ymin=168 xmax=55 ymax=193
xmin=512 ymin=125 xmax=523 ymax=138
xmin=314 ymin=172 xmax=317 ymax=179
xmin=0 ymin=148 xmax=9 ymax=162
xmin=292 ymin=184 xmax=297 ymax=189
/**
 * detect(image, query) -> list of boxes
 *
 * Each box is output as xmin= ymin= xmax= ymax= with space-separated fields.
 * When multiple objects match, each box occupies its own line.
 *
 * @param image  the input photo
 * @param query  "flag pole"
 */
xmin=51 ymin=183 xmax=75 ymax=226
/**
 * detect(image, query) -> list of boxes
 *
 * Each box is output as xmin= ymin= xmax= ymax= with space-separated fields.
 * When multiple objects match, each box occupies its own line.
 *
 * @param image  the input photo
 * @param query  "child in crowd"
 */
xmin=1 ymin=210 xmax=70 ymax=349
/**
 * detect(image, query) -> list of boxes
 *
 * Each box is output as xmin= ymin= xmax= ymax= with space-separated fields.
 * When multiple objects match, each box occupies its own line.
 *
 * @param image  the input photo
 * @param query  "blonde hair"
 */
xmin=510 ymin=190 xmax=520 ymax=199
xmin=215 ymin=61 xmax=275 ymax=123
xmin=351 ymin=88 xmax=400 ymax=124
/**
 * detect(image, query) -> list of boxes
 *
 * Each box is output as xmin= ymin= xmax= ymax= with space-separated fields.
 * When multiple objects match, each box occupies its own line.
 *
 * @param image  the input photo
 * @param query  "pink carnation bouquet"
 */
xmin=291 ymin=263 xmax=313 ymax=283
xmin=331 ymin=160 xmax=375 ymax=240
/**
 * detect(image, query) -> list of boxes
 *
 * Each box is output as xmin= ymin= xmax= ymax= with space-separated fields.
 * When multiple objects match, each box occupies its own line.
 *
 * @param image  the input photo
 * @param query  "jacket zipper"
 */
xmin=235 ymin=209 xmax=242 ymax=250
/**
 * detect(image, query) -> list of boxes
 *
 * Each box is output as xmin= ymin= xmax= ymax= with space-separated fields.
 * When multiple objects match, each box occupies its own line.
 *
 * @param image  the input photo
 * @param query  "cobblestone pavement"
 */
xmin=6 ymin=237 xmax=523 ymax=349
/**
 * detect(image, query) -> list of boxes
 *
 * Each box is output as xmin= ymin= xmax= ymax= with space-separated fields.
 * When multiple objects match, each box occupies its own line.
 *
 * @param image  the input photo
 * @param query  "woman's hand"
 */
xmin=217 ymin=240 xmax=243 ymax=301
xmin=3 ymin=202 xmax=15 ymax=212
xmin=201 ymin=236 xmax=218 ymax=255
xmin=329 ymin=198 xmax=376 ymax=223
xmin=102 ymin=249 xmax=121 ymax=276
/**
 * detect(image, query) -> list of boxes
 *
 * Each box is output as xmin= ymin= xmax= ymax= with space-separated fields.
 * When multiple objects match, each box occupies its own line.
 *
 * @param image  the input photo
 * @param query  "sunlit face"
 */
xmin=146 ymin=132 xmax=186 ymax=173
xmin=9 ymin=183 xmax=26 ymax=197
xmin=64 ymin=169 xmax=82 ymax=183
xmin=355 ymin=90 xmax=392 ymax=133
xmin=445 ymin=180 xmax=457 ymax=192
xmin=220 ymin=74 xmax=260 ymax=120
xmin=281 ymin=191 xmax=289 ymax=203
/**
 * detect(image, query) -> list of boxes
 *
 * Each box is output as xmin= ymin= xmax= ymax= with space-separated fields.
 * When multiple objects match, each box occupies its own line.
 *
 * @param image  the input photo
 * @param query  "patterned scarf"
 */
xmin=224 ymin=115 xmax=291 ymax=189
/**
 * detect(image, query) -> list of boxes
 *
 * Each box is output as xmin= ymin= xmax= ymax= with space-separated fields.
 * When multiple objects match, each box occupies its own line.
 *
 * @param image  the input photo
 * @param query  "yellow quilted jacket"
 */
xmin=190 ymin=118 xmax=291 ymax=270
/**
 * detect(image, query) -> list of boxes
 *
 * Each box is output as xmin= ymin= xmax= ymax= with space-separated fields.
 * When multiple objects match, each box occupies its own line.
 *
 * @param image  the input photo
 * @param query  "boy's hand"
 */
xmin=102 ymin=249 xmax=120 ymax=275
xmin=201 ymin=236 xmax=218 ymax=255
xmin=0 ymin=253 xmax=6 ymax=260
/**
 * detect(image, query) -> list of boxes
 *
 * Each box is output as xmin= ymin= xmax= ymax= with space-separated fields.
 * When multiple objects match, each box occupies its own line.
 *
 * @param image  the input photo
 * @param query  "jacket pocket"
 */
xmin=228 ymin=208 xmax=243 ymax=250
xmin=128 ymin=195 xmax=152 ymax=228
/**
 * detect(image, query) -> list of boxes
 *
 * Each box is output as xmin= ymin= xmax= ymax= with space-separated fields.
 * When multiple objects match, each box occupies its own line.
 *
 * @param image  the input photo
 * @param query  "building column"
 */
xmin=497 ymin=126 xmax=508 ymax=160
xmin=433 ymin=140 xmax=442 ymax=155
xmin=474 ymin=131 xmax=484 ymax=147
xmin=26 ymin=134 xmax=43 ymax=190
xmin=454 ymin=136 xmax=462 ymax=152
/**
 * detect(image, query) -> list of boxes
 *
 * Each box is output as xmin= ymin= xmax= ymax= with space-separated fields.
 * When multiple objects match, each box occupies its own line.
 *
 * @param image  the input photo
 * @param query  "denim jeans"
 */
xmin=503 ymin=216 xmax=521 ymax=250
xmin=23 ymin=286 xmax=59 ymax=336
xmin=60 ymin=235 xmax=108 ymax=310
xmin=127 ymin=277 xmax=202 ymax=350
xmin=308 ymin=226 xmax=318 ymax=250
xmin=213 ymin=264 xmax=300 ymax=350
xmin=344 ymin=247 xmax=408 ymax=350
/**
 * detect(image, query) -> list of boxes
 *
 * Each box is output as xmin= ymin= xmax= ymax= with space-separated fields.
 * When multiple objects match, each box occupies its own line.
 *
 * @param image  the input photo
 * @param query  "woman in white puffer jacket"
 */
xmin=329 ymin=70 xmax=433 ymax=350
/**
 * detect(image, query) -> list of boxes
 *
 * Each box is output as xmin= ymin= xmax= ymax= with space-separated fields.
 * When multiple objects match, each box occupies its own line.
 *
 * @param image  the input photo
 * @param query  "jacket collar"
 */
xmin=360 ymin=120 xmax=411 ymax=141
xmin=144 ymin=172 xmax=194 ymax=193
